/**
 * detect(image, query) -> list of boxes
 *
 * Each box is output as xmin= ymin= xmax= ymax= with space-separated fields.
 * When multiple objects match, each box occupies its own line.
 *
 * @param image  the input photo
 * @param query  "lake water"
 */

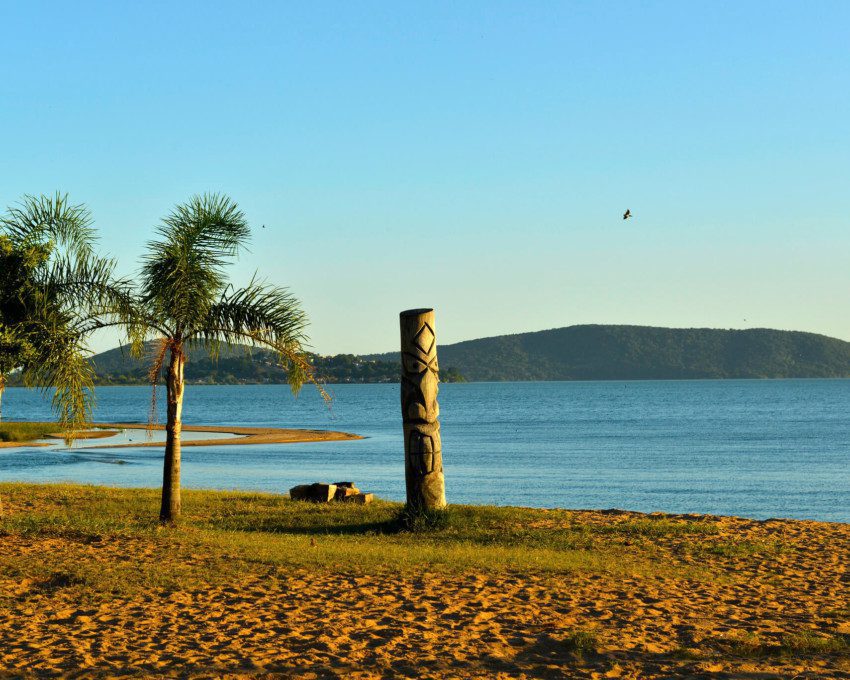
xmin=1 ymin=381 xmax=848 ymax=523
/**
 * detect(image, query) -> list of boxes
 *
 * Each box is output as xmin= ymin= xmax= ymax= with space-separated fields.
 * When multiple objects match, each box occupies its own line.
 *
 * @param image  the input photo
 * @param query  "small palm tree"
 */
xmin=130 ymin=193 xmax=321 ymax=524
xmin=0 ymin=194 xmax=127 ymax=436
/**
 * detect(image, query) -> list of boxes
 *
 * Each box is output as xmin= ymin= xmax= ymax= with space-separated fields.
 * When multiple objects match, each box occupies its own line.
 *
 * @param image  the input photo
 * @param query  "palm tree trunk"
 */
xmin=159 ymin=346 xmax=185 ymax=523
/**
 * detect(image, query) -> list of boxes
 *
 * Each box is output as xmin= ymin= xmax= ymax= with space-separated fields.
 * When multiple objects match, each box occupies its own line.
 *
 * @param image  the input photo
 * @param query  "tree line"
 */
xmin=77 ymin=345 xmax=466 ymax=385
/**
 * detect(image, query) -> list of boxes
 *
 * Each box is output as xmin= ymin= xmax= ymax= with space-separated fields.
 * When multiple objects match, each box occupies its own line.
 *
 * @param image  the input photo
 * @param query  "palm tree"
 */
xmin=0 ymin=194 xmax=126 ymax=437
xmin=129 ymin=193 xmax=322 ymax=524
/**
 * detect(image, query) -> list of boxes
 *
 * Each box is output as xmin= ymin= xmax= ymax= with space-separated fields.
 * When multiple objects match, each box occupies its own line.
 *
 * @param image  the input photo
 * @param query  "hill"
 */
xmin=85 ymin=325 xmax=850 ymax=384
xmin=88 ymin=344 xmax=465 ymax=385
xmin=368 ymin=325 xmax=850 ymax=381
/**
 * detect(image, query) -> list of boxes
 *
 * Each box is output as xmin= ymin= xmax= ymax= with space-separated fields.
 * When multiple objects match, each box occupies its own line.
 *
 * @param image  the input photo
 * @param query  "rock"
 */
xmin=342 ymin=493 xmax=373 ymax=505
xmin=289 ymin=483 xmax=338 ymax=502
xmin=289 ymin=484 xmax=312 ymax=501
xmin=333 ymin=481 xmax=356 ymax=489
xmin=334 ymin=486 xmax=361 ymax=500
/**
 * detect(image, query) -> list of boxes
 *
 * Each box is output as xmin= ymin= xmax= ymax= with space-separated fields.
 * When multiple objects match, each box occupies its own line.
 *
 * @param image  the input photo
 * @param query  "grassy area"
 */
xmin=0 ymin=483 xmax=714 ymax=601
xmin=0 ymin=422 xmax=118 ymax=444
xmin=0 ymin=421 xmax=59 ymax=442
xmin=715 ymin=630 xmax=850 ymax=658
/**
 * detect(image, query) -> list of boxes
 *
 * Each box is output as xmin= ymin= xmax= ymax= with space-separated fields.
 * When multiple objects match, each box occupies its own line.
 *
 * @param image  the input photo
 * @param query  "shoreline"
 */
xmin=86 ymin=422 xmax=363 ymax=448
xmin=0 ymin=423 xmax=363 ymax=449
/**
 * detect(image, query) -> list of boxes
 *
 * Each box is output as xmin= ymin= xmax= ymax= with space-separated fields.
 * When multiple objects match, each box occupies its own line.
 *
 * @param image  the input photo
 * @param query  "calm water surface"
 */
xmin=1 ymin=381 xmax=848 ymax=522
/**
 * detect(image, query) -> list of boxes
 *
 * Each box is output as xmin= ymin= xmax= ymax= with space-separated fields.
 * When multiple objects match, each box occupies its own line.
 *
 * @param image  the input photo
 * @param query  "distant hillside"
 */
xmin=89 ymin=344 xmax=465 ymax=385
xmin=85 ymin=325 xmax=850 ymax=385
xmin=367 ymin=325 xmax=850 ymax=381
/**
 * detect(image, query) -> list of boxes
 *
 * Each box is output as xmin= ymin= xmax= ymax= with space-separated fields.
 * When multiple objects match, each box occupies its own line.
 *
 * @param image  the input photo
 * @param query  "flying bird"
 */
xmin=623 ymin=209 xmax=632 ymax=220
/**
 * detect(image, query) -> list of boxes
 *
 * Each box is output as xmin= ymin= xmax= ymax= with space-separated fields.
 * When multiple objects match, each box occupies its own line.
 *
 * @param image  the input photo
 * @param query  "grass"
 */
xmin=715 ymin=630 xmax=850 ymax=658
xmin=0 ymin=421 xmax=59 ymax=442
xmin=0 ymin=421 xmax=116 ymax=443
xmin=0 ymin=482 xmax=711 ymax=602
xmin=561 ymin=630 xmax=599 ymax=657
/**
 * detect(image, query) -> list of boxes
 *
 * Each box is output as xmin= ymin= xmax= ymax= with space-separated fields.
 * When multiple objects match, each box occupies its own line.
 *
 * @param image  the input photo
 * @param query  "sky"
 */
xmin=1 ymin=1 xmax=849 ymax=355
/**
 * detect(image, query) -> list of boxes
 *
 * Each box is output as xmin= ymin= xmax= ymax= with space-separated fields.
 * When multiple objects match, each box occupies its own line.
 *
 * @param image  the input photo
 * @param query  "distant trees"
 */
xmin=0 ymin=194 xmax=127 ymax=437
xmin=125 ymin=193 xmax=323 ymax=523
xmin=89 ymin=345 xmax=466 ymax=384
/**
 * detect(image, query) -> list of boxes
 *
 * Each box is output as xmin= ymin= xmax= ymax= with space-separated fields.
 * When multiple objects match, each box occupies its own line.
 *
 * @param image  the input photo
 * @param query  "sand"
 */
xmin=0 ymin=441 xmax=50 ymax=448
xmin=1 ymin=423 xmax=362 ymax=449
xmin=48 ymin=429 xmax=120 ymax=440
xmin=0 ymin=507 xmax=847 ymax=678
xmin=86 ymin=423 xmax=362 ymax=448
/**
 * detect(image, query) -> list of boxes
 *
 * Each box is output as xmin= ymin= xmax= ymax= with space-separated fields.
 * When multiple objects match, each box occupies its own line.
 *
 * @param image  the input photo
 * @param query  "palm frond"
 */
xmin=1 ymin=193 xmax=129 ymax=441
xmin=140 ymin=194 xmax=250 ymax=330
xmin=40 ymin=253 xmax=136 ymax=328
xmin=0 ymin=192 xmax=95 ymax=260
xmin=190 ymin=277 xmax=326 ymax=399
xmin=18 ymin=316 xmax=95 ymax=443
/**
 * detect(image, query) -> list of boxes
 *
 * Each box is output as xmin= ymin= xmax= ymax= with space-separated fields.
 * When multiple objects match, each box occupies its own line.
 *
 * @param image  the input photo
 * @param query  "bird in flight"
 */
xmin=623 ymin=209 xmax=632 ymax=220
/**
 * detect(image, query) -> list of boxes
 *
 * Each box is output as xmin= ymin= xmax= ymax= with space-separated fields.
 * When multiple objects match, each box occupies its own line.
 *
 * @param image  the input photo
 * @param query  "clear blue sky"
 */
xmin=2 ymin=1 xmax=848 ymax=355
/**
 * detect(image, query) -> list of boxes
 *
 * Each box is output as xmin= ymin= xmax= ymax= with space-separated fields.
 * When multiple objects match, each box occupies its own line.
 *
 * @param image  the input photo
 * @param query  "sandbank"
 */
xmin=0 ymin=441 xmax=50 ymax=448
xmin=0 ymin=423 xmax=361 ymax=449
xmin=84 ymin=422 xmax=363 ymax=448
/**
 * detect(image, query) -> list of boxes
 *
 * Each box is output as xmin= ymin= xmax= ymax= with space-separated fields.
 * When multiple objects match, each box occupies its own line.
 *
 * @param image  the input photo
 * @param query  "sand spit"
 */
xmin=79 ymin=423 xmax=363 ymax=448
xmin=0 ymin=441 xmax=49 ymax=448
xmin=48 ymin=429 xmax=120 ymax=440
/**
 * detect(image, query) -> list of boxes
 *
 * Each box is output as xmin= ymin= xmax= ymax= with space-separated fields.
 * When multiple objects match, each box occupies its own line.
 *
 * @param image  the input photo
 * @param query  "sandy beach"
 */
xmin=0 ymin=484 xmax=847 ymax=678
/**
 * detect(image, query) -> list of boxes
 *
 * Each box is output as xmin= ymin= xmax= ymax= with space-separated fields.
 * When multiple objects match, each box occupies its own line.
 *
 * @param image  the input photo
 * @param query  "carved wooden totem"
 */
xmin=400 ymin=308 xmax=446 ymax=510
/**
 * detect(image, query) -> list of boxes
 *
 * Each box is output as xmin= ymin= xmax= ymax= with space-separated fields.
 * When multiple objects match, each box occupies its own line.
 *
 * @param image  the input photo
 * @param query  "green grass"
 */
xmin=715 ymin=630 xmax=850 ymax=658
xmin=0 ymin=421 xmax=60 ymax=442
xmin=780 ymin=632 xmax=850 ymax=655
xmin=0 ymin=483 xmax=711 ymax=602
xmin=561 ymin=630 xmax=599 ymax=657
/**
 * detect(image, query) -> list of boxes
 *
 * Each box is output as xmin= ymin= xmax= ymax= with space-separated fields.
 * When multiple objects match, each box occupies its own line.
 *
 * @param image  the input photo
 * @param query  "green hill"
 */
xmin=369 ymin=325 xmax=850 ymax=381
xmin=85 ymin=325 xmax=850 ymax=384
xmin=88 ymin=343 xmax=465 ymax=385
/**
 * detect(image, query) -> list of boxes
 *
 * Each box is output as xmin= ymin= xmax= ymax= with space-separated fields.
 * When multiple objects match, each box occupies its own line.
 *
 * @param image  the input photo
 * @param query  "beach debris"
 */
xmin=289 ymin=482 xmax=374 ymax=504
xmin=335 ymin=486 xmax=361 ymax=500
xmin=343 ymin=493 xmax=374 ymax=505
xmin=332 ymin=482 xmax=361 ymax=500
xmin=289 ymin=483 xmax=337 ymax=502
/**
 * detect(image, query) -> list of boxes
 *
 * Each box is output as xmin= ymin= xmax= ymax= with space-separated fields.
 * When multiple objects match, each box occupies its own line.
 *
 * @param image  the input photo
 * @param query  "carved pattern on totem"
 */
xmin=407 ymin=429 xmax=437 ymax=475
xmin=400 ymin=321 xmax=439 ymax=424
xmin=400 ymin=309 xmax=445 ymax=508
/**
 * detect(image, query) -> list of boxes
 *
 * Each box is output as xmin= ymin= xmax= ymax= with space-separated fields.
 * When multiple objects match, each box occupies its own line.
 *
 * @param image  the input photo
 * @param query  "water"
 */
xmin=1 ymin=380 xmax=848 ymax=522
